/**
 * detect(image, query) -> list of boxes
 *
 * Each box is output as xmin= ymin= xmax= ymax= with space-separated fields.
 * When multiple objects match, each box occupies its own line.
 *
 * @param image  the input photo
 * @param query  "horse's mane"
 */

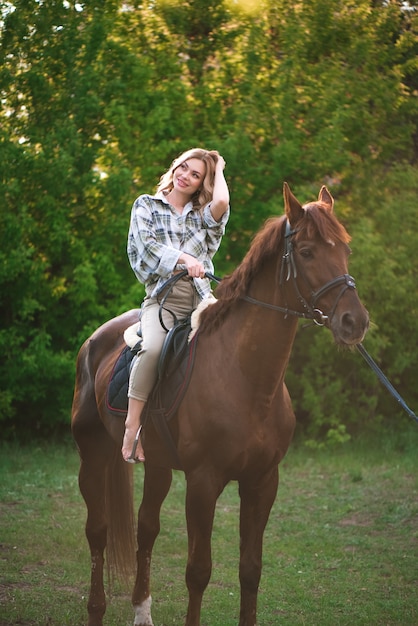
xmin=198 ymin=215 xmax=286 ymax=335
xmin=199 ymin=202 xmax=351 ymax=335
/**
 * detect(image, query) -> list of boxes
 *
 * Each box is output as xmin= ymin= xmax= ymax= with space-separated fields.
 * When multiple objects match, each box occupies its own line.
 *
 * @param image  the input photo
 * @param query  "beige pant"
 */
xmin=128 ymin=277 xmax=200 ymax=402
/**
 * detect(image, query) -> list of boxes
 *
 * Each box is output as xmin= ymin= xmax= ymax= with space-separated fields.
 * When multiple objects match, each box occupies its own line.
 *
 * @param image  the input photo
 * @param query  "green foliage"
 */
xmin=1 ymin=0 xmax=418 ymax=439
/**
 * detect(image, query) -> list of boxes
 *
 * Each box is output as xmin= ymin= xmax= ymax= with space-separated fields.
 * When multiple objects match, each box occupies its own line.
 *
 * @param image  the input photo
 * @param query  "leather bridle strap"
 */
xmin=205 ymin=272 xmax=319 ymax=321
xmin=280 ymin=220 xmax=357 ymax=325
xmin=239 ymin=293 xmax=319 ymax=320
xmin=311 ymin=274 xmax=356 ymax=308
xmin=308 ymin=273 xmax=357 ymax=325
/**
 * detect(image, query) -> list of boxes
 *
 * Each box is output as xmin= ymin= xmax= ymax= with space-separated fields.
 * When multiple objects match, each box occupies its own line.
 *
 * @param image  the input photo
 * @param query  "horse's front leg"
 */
xmin=238 ymin=467 xmax=279 ymax=626
xmin=184 ymin=471 xmax=224 ymax=626
xmin=132 ymin=464 xmax=173 ymax=626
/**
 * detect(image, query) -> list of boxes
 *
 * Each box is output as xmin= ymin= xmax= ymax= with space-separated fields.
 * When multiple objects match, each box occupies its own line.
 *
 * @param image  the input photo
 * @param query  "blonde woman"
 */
xmin=122 ymin=148 xmax=230 ymax=462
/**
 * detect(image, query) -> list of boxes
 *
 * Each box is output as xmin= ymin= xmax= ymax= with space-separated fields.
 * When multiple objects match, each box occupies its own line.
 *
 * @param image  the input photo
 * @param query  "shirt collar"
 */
xmin=154 ymin=191 xmax=194 ymax=214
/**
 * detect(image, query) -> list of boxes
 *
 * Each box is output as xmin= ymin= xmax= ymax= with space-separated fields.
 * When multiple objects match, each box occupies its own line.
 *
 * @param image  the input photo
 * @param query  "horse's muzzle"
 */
xmin=331 ymin=305 xmax=370 ymax=346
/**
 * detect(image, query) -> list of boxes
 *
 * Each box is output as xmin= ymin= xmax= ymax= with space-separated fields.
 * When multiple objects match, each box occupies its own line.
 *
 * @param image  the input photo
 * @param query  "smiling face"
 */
xmin=172 ymin=158 xmax=206 ymax=198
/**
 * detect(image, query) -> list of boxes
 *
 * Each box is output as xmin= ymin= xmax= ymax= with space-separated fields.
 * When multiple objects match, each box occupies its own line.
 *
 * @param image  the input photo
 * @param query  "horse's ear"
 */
xmin=318 ymin=185 xmax=334 ymax=212
xmin=283 ymin=182 xmax=304 ymax=225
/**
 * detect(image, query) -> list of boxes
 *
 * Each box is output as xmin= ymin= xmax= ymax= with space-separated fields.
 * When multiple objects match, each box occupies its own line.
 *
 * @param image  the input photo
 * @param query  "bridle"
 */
xmin=275 ymin=219 xmax=357 ymax=326
xmin=208 ymin=219 xmax=356 ymax=327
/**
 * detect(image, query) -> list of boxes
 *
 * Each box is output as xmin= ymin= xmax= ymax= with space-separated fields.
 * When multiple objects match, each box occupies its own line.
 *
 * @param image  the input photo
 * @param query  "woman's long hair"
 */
xmin=156 ymin=148 xmax=219 ymax=210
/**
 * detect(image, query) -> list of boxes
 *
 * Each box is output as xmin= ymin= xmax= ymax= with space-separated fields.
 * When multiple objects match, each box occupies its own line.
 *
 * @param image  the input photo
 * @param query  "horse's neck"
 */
xmin=223 ymin=305 xmax=298 ymax=386
xmin=243 ymin=272 xmax=300 ymax=370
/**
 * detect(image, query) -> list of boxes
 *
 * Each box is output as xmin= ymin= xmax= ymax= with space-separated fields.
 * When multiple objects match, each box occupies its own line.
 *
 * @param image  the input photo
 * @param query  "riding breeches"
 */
xmin=128 ymin=277 xmax=201 ymax=402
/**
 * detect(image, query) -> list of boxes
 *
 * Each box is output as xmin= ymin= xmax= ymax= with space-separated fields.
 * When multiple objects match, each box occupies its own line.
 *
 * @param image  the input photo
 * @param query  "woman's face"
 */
xmin=173 ymin=158 xmax=206 ymax=197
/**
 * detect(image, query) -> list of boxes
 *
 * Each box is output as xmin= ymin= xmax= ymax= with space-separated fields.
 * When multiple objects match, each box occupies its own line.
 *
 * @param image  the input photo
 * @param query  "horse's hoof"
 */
xmin=133 ymin=596 xmax=153 ymax=626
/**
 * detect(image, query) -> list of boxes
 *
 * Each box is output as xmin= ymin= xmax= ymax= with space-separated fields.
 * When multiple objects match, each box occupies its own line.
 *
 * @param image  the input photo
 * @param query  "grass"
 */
xmin=0 ymin=426 xmax=417 ymax=625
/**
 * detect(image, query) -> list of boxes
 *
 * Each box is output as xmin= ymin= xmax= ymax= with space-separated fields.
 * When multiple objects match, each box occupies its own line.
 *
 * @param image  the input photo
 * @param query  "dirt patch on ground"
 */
xmin=338 ymin=513 xmax=374 ymax=527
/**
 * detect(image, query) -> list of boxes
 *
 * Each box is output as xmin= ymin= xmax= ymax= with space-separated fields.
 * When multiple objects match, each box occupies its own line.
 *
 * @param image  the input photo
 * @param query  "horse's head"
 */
xmin=283 ymin=183 xmax=369 ymax=346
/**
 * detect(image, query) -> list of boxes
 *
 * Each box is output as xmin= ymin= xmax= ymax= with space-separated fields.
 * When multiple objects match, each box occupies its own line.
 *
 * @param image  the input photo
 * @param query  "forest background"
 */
xmin=1 ymin=0 xmax=417 ymax=445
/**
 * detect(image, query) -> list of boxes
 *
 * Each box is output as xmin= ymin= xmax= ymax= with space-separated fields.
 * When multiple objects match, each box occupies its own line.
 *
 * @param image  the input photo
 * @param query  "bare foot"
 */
xmin=122 ymin=424 xmax=145 ymax=463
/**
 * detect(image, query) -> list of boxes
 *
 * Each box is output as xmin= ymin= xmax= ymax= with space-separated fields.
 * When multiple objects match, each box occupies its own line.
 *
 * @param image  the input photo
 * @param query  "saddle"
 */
xmin=106 ymin=316 xmax=199 ymax=467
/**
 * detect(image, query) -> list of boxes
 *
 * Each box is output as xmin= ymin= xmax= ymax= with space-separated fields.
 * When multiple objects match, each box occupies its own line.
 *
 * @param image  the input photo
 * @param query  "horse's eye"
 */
xmin=299 ymin=247 xmax=313 ymax=259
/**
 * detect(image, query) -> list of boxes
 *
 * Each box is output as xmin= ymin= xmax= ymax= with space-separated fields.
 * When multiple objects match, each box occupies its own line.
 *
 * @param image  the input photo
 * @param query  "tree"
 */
xmin=1 ymin=0 xmax=417 ymax=439
xmin=0 ymin=0 xmax=129 ymax=433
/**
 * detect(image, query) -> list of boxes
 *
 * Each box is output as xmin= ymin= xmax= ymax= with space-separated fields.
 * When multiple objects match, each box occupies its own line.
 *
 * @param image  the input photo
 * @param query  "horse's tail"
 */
xmin=105 ymin=448 xmax=137 ymax=586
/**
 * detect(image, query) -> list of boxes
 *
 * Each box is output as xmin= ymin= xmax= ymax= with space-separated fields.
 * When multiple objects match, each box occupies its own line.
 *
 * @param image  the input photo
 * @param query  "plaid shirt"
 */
xmin=127 ymin=192 xmax=229 ymax=300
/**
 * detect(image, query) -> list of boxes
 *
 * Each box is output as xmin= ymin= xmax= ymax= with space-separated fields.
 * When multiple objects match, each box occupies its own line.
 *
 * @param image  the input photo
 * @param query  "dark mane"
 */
xmin=199 ymin=215 xmax=286 ymax=334
xmin=218 ymin=215 xmax=286 ymax=299
xmin=199 ymin=202 xmax=350 ymax=335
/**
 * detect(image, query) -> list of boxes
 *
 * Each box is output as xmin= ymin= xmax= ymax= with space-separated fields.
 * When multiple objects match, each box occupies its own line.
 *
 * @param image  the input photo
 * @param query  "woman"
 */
xmin=122 ymin=148 xmax=230 ymax=462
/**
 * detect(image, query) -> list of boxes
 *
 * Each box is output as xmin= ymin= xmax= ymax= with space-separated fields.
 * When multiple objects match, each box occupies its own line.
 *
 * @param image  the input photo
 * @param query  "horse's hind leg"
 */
xmin=132 ymin=464 xmax=173 ymax=626
xmin=238 ymin=467 xmax=279 ymax=626
xmin=73 ymin=409 xmax=114 ymax=626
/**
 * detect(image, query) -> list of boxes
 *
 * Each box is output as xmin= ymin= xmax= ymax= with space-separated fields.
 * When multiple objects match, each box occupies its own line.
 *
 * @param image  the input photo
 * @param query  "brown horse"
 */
xmin=71 ymin=184 xmax=369 ymax=626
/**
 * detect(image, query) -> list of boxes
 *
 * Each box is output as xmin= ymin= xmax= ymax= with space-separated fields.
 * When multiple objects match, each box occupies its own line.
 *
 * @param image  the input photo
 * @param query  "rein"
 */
xmin=207 ymin=271 xmax=323 ymax=321
xmin=156 ymin=272 xmax=193 ymax=332
xmin=356 ymin=343 xmax=418 ymax=424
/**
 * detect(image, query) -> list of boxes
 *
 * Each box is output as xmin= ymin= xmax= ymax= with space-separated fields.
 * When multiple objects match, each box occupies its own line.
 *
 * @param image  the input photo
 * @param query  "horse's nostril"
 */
xmin=341 ymin=312 xmax=355 ymax=331
xmin=336 ymin=309 xmax=369 ymax=344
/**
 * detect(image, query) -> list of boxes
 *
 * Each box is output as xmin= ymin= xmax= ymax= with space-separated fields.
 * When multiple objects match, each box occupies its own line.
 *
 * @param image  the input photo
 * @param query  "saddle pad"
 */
xmin=106 ymin=346 xmax=135 ymax=415
xmin=106 ymin=320 xmax=198 ymax=419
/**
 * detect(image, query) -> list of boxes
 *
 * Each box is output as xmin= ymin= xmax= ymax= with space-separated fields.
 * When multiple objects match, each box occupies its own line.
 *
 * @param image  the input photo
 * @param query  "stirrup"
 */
xmin=126 ymin=425 xmax=143 ymax=463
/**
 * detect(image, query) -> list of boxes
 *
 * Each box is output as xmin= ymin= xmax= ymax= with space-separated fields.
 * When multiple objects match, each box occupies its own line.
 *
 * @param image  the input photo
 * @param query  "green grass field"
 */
xmin=1 ymin=427 xmax=417 ymax=625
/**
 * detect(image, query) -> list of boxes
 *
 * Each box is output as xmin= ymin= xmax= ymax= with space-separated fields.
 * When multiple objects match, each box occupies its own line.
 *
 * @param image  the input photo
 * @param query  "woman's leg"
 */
xmin=122 ymin=279 xmax=200 ymax=462
xmin=122 ymin=398 xmax=146 ymax=462
xmin=122 ymin=298 xmax=166 ymax=462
